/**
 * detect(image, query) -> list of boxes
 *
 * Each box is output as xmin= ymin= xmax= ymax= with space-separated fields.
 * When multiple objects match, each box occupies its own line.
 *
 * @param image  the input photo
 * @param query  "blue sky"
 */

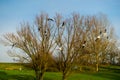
xmin=0 ymin=0 xmax=120 ymax=62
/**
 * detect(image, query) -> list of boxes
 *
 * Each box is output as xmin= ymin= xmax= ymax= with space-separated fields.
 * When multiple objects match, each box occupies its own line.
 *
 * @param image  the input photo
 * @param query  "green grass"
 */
xmin=0 ymin=69 xmax=120 ymax=80
xmin=0 ymin=63 xmax=120 ymax=80
xmin=0 ymin=70 xmax=35 ymax=80
xmin=0 ymin=63 xmax=31 ymax=70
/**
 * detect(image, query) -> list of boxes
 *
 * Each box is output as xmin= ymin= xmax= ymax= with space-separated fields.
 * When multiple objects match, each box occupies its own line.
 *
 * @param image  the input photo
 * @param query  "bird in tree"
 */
xmin=100 ymin=31 xmax=102 ymax=35
xmin=62 ymin=21 xmax=65 ymax=26
xmin=82 ymin=41 xmax=86 ymax=48
xmin=44 ymin=31 xmax=47 ymax=36
xmin=107 ymin=36 xmax=109 ymax=39
xmin=83 ymin=41 xmax=86 ymax=44
xmin=103 ymin=29 xmax=107 ymax=38
xmin=11 ymin=43 xmax=16 ymax=48
xmin=38 ymin=27 xmax=40 ymax=31
xmin=104 ymin=29 xmax=107 ymax=32
xmin=95 ymin=35 xmax=101 ymax=42
xmin=47 ymin=18 xmax=54 ymax=21
xmin=82 ymin=44 xmax=85 ymax=48
xmin=58 ymin=47 xmax=62 ymax=51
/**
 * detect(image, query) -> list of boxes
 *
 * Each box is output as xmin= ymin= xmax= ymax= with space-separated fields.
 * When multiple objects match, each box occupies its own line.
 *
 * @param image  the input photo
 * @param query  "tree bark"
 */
xmin=80 ymin=66 xmax=82 ymax=72
xmin=96 ymin=53 xmax=99 ymax=72
xmin=62 ymin=72 xmax=69 ymax=80
xmin=62 ymin=74 xmax=67 ymax=80
xmin=35 ymin=70 xmax=44 ymax=80
xmin=96 ymin=63 xmax=98 ymax=72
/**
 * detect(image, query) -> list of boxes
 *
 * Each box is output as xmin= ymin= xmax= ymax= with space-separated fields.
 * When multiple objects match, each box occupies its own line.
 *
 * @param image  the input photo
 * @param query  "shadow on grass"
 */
xmin=92 ymin=71 xmax=120 ymax=80
xmin=0 ymin=71 xmax=35 ymax=80
xmin=99 ymin=66 xmax=120 ymax=80
xmin=87 ymin=68 xmax=120 ymax=80
xmin=101 ymin=66 xmax=120 ymax=71
xmin=44 ymin=77 xmax=53 ymax=80
xmin=44 ymin=77 xmax=61 ymax=80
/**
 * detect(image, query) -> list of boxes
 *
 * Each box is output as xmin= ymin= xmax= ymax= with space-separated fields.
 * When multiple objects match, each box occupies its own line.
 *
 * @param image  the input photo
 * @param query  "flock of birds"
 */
xmin=82 ymin=28 xmax=108 ymax=49
xmin=38 ymin=18 xmax=65 ymax=32
xmin=11 ymin=18 xmax=108 ymax=50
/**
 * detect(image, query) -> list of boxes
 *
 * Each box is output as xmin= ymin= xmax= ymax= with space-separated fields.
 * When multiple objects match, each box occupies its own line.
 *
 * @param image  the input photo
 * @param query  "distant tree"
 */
xmin=1 ymin=13 xmax=57 ymax=80
xmin=108 ymin=39 xmax=120 ymax=65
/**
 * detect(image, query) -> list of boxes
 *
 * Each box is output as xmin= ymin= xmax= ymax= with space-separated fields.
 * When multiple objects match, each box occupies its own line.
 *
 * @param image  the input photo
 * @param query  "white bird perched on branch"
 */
xmin=58 ymin=47 xmax=62 ymax=51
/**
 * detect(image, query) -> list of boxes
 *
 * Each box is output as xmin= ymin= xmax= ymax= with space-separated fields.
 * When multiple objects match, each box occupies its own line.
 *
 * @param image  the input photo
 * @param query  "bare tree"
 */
xmin=66 ymin=14 xmax=117 ymax=72
xmin=76 ymin=14 xmax=116 ymax=72
xmin=53 ymin=13 xmax=81 ymax=80
xmin=1 ymin=13 xmax=56 ymax=80
xmin=1 ymin=13 xmax=118 ymax=80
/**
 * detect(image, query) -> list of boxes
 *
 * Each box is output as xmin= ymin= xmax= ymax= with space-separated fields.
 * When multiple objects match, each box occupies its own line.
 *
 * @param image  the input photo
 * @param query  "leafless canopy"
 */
xmin=1 ymin=13 xmax=118 ymax=80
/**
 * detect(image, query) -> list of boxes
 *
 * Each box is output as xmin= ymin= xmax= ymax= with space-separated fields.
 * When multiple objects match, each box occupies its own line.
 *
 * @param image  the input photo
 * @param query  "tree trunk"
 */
xmin=96 ymin=53 xmax=99 ymax=72
xmin=35 ymin=71 xmax=44 ymax=80
xmin=80 ymin=66 xmax=82 ymax=72
xmin=62 ymin=74 xmax=67 ymax=80
xmin=96 ymin=63 xmax=98 ymax=72
xmin=62 ymin=72 xmax=68 ymax=80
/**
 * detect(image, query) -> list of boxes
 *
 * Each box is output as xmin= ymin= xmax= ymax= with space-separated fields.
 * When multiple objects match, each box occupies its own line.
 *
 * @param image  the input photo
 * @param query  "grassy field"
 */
xmin=0 ymin=63 xmax=120 ymax=80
